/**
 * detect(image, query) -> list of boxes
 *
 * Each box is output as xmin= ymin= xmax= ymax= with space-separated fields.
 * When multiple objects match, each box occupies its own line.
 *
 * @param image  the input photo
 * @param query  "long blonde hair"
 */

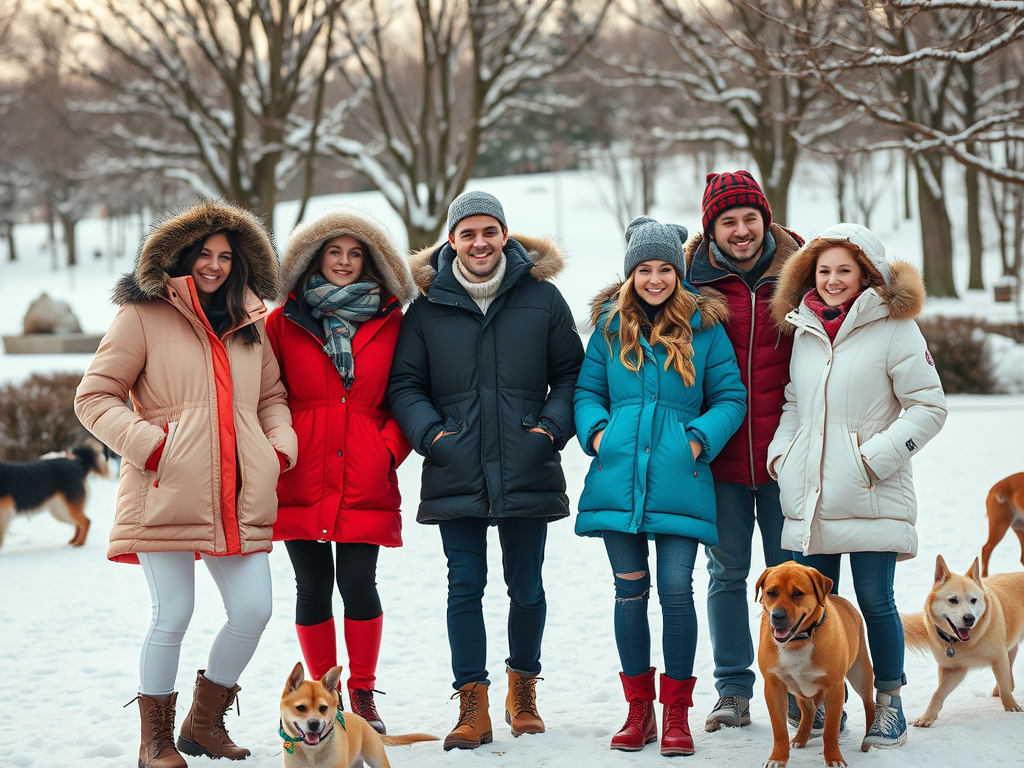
xmin=603 ymin=273 xmax=697 ymax=386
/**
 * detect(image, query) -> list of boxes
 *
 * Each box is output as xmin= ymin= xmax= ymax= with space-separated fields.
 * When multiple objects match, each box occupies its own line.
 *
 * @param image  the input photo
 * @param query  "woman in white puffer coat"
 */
xmin=767 ymin=223 xmax=946 ymax=753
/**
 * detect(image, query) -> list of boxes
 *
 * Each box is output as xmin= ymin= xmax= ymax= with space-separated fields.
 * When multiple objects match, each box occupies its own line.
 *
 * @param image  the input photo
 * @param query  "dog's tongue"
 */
xmin=773 ymin=627 xmax=791 ymax=641
xmin=956 ymin=627 xmax=971 ymax=641
xmin=303 ymin=732 xmax=322 ymax=746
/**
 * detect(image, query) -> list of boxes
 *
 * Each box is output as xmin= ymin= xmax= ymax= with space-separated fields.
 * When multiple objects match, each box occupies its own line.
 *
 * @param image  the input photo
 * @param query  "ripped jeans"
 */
xmin=602 ymin=531 xmax=699 ymax=681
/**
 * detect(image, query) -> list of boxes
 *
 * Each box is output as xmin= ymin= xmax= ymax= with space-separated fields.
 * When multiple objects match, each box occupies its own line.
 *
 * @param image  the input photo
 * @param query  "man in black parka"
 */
xmin=389 ymin=191 xmax=584 ymax=750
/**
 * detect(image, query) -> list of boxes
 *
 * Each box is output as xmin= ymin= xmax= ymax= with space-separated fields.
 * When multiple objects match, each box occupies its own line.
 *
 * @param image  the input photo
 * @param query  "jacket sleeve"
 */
xmin=537 ymin=289 xmax=585 ymax=450
xmin=74 ymin=305 xmax=167 ymax=469
xmin=686 ymin=324 xmax=747 ymax=463
xmin=257 ymin=321 xmax=298 ymax=469
xmin=573 ymin=330 xmax=612 ymax=457
xmin=859 ymin=320 xmax=947 ymax=482
xmin=767 ymin=379 xmax=799 ymax=480
xmin=387 ymin=302 xmax=445 ymax=456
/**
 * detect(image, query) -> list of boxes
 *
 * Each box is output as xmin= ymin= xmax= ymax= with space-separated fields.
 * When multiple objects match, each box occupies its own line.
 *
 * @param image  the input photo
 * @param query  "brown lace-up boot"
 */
xmin=505 ymin=668 xmax=545 ymax=736
xmin=177 ymin=670 xmax=250 ymax=760
xmin=443 ymin=682 xmax=493 ymax=751
xmin=136 ymin=693 xmax=187 ymax=768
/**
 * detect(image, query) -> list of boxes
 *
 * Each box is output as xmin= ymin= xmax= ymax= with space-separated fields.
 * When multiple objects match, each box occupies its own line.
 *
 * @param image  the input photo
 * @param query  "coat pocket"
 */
xmin=152 ymin=421 xmax=179 ymax=485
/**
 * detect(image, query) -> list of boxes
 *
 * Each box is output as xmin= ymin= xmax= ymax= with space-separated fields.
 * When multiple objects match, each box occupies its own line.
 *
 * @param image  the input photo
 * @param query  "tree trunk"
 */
xmin=60 ymin=212 xmax=78 ymax=267
xmin=903 ymin=153 xmax=912 ymax=220
xmin=406 ymin=222 xmax=443 ymax=253
xmin=2 ymin=222 xmax=15 ymax=261
xmin=965 ymin=165 xmax=984 ymax=290
xmin=915 ymin=158 xmax=957 ymax=297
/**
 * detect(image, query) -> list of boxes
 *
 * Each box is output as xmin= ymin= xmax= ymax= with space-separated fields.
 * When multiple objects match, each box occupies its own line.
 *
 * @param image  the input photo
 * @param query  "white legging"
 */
xmin=137 ymin=551 xmax=273 ymax=696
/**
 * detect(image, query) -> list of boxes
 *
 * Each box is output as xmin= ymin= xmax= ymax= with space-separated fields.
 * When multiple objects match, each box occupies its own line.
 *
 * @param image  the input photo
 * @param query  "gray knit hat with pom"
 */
xmin=623 ymin=216 xmax=689 ymax=278
xmin=446 ymin=191 xmax=507 ymax=234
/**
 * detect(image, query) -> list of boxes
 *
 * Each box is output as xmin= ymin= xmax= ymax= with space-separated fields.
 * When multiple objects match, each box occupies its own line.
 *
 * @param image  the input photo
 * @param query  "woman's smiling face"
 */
xmin=192 ymin=233 xmax=232 ymax=300
xmin=815 ymin=246 xmax=868 ymax=307
xmin=632 ymin=260 xmax=677 ymax=306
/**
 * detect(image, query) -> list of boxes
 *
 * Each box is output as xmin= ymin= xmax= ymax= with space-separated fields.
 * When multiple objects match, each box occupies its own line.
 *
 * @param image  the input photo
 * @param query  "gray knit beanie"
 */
xmin=446 ymin=191 xmax=507 ymax=234
xmin=623 ymin=216 xmax=689 ymax=278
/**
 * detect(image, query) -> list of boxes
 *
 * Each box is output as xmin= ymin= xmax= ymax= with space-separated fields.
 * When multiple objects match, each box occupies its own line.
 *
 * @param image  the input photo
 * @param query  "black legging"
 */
xmin=284 ymin=540 xmax=382 ymax=624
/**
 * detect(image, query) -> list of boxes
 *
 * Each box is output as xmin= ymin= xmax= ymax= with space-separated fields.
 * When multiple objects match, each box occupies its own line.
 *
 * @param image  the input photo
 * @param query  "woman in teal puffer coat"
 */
xmin=575 ymin=217 xmax=746 ymax=757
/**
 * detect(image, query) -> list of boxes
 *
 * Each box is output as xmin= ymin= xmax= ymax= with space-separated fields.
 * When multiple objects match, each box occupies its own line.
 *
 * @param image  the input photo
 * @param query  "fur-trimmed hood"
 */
xmin=278 ymin=208 xmax=417 ymax=305
xmin=683 ymin=223 xmax=805 ymax=284
xmin=770 ymin=236 xmax=926 ymax=331
xmin=408 ymin=233 xmax=564 ymax=295
xmin=112 ymin=199 xmax=278 ymax=306
xmin=587 ymin=281 xmax=731 ymax=331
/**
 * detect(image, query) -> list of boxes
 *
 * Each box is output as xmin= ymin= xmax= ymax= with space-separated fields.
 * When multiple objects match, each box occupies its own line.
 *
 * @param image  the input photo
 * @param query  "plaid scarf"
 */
xmin=303 ymin=274 xmax=381 ymax=388
xmin=803 ymin=288 xmax=863 ymax=343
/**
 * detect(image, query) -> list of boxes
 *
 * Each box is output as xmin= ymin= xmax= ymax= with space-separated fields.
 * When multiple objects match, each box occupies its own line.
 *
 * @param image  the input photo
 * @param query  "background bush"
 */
xmin=917 ymin=316 xmax=999 ymax=394
xmin=0 ymin=371 xmax=90 ymax=460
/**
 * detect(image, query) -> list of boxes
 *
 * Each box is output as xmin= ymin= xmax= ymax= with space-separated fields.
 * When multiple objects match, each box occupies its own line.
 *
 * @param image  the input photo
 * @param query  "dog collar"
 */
xmin=934 ymin=624 xmax=961 ymax=657
xmin=787 ymin=607 xmax=827 ymax=642
xmin=279 ymin=709 xmax=346 ymax=754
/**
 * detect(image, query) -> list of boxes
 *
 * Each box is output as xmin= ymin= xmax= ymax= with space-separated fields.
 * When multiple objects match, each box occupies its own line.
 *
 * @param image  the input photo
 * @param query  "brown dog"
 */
xmin=981 ymin=472 xmax=1024 ymax=577
xmin=756 ymin=562 xmax=875 ymax=768
xmin=280 ymin=662 xmax=437 ymax=768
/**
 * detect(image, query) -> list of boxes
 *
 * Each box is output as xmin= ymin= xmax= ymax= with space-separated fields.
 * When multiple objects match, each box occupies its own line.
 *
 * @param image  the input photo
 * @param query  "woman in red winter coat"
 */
xmin=266 ymin=209 xmax=416 ymax=734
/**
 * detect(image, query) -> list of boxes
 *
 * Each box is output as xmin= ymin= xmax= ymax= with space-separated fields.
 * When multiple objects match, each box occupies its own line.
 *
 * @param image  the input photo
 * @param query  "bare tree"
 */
xmin=56 ymin=0 xmax=349 ymax=222
xmin=762 ymin=0 xmax=1024 ymax=297
xmin=602 ymin=0 xmax=849 ymax=225
xmin=319 ymin=0 xmax=612 ymax=249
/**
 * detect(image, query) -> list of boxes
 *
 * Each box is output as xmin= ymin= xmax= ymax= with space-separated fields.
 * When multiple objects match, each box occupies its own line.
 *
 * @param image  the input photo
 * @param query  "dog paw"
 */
xmin=763 ymin=760 xmax=787 ymax=768
xmin=910 ymin=716 xmax=935 ymax=727
xmin=790 ymin=737 xmax=807 ymax=749
xmin=1004 ymin=704 xmax=1022 ymax=712
xmin=824 ymin=761 xmax=847 ymax=768
xmin=992 ymin=685 xmax=1000 ymax=698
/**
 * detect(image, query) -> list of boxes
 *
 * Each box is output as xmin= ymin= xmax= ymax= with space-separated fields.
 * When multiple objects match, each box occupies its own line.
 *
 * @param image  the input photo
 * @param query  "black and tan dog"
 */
xmin=756 ymin=562 xmax=875 ymax=768
xmin=280 ymin=662 xmax=437 ymax=768
xmin=0 ymin=441 xmax=110 ymax=551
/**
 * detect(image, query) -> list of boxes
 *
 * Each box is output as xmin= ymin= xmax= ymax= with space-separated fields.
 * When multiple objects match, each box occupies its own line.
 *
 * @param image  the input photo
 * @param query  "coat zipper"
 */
xmin=747 ymin=290 xmax=756 ymax=485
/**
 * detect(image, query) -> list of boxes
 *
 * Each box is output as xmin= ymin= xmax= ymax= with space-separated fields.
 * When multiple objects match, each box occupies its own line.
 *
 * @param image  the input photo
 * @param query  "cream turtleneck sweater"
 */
xmin=453 ymin=253 xmax=507 ymax=314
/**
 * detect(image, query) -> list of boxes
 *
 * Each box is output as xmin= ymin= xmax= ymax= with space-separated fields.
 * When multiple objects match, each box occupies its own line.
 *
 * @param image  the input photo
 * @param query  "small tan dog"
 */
xmin=756 ymin=562 xmax=875 ymax=768
xmin=981 ymin=472 xmax=1024 ymax=577
xmin=901 ymin=555 xmax=1024 ymax=727
xmin=280 ymin=662 xmax=437 ymax=768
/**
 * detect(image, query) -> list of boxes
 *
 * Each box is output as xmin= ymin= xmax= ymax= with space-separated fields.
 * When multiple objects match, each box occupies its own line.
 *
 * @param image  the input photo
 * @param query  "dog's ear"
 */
xmin=285 ymin=662 xmax=305 ymax=695
xmin=754 ymin=568 xmax=770 ymax=603
xmin=934 ymin=555 xmax=950 ymax=586
xmin=968 ymin=557 xmax=983 ymax=586
xmin=321 ymin=665 xmax=344 ymax=695
xmin=809 ymin=568 xmax=833 ymax=607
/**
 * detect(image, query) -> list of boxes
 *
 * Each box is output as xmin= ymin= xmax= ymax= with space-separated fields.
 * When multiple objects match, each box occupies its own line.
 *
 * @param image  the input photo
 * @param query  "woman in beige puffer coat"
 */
xmin=767 ymin=223 xmax=946 ymax=753
xmin=75 ymin=200 xmax=297 ymax=768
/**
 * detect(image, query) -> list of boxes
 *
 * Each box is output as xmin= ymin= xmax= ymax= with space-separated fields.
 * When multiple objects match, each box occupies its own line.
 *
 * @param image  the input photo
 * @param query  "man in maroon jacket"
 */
xmin=684 ymin=171 xmax=804 ymax=731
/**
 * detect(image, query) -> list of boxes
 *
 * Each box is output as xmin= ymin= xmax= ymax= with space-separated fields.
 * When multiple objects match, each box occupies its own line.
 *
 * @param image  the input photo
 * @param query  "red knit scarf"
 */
xmin=803 ymin=289 xmax=864 ymax=343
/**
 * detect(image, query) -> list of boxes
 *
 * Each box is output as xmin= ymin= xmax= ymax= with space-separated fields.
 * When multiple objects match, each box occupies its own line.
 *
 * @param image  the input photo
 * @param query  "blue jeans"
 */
xmin=794 ymin=551 xmax=906 ymax=691
xmin=438 ymin=517 xmax=548 ymax=690
xmin=706 ymin=480 xmax=790 ymax=697
xmin=602 ymin=531 xmax=699 ymax=681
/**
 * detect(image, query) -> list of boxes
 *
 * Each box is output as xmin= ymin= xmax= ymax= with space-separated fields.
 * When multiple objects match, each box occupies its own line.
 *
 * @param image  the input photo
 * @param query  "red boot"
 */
xmin=295 ymin=619 xmax=338 ymax=687
xmin=611 ymin=667 xmax=657 ymax=751
xmin=659 ymin=674 xmax=696 ymax=756
xmin=345 ymin=615 xmax=385 ymax=734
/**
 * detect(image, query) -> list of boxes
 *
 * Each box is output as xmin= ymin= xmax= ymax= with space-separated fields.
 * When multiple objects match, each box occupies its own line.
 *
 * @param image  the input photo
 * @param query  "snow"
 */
xmin=2 ymin=161 xmax=1024 ymax=766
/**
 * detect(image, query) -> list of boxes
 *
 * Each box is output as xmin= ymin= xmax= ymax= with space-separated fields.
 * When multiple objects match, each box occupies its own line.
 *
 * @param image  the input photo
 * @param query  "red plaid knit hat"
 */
xmin=701 ymin=170 xmax=772 ymax=234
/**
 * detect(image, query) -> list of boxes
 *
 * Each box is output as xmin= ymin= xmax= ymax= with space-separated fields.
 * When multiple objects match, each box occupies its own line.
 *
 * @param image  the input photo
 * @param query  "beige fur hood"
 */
xmin=278 ymin=209 xmax=417 ymax=305
xmin=113 ymin=199 xmax=279 ymax=305
xmin=770 ymin=237 xmax=926 ymax=331
xmin=408 ymin=233 xmax=565 ymax=295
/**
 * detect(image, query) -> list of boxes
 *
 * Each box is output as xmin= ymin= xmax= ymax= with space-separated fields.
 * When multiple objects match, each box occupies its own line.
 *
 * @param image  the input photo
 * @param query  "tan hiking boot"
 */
xmin=505 ymin=669 xmax=545 ymax=736
xmin=443 ymin=682 xmax=493 ymax=751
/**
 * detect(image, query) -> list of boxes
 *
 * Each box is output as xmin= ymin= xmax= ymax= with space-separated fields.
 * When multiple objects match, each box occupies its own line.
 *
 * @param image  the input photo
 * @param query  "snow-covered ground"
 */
xmin=2 ymin=162 xmax=1024 ymax=766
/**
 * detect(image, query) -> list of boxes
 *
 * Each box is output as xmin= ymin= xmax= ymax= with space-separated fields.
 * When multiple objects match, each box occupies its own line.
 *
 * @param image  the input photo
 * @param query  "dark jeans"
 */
xmin=794 ymin=550 xmax=905 ymax=691
xmin=284 ymin=540 xmax=382 ymax=624
xmin=706 ymin=480 xmax=791 ymax=698
xmin=438 ymin=516 xmax=548 ymax=689
xmin=602 ymin=531 xmax=699 ymax=681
